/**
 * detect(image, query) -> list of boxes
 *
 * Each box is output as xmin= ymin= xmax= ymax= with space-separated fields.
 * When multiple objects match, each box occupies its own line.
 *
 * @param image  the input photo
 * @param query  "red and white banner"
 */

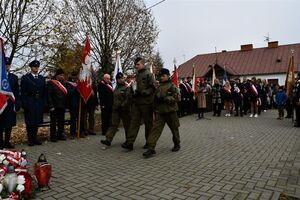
xmin=172 ymin=64 xmax=179 ymax=88
xmin=77 ymin=38 xmax=93 ymax=103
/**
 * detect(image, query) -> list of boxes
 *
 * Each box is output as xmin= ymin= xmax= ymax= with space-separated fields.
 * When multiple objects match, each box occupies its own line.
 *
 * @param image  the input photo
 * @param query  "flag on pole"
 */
xmin=0 ymin=38 xmax=15 ymax=114
xmin=285 ymin=55 xmax=295 ymax=99
xmin=223 ymin=65 xmax=228 ymax=85
xmin=112 ymin=52 xmax=122 ymax=89
xmin=192 ymin=64 xmax=197 ymax=92
xmin=212 ymin=64 xmax=216 ymax=85
xmin=172 ymin=64 xmax=179 ymax=88
xmin=77 ymin=37 xmax=93 ymax=103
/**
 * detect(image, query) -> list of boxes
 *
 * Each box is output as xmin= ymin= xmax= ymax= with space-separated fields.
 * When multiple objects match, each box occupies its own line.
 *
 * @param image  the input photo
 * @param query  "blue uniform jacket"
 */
xmin=20 ymin=73 xmax=46 ymax=125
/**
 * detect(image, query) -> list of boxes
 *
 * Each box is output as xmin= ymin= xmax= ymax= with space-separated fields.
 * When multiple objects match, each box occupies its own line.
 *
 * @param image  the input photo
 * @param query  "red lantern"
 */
xmin=34 ymin=154 xmax=52 ymax=188
xmin=17 ymin=171 xmax=33 ymax=199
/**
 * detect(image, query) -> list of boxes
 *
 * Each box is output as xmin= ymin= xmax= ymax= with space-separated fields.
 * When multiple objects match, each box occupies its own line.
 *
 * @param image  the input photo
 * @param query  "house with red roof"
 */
xmin=177 ymin=41 xmax=300 ymax=85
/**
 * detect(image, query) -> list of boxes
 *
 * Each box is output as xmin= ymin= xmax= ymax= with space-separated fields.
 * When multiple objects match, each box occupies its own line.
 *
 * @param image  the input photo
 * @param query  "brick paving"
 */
xmin=19 ymin=110 xmax=300 ymax=199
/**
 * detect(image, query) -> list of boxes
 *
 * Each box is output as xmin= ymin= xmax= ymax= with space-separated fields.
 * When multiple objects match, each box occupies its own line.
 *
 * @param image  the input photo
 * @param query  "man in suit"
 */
xmin=0 ymin=57 xmax=20 ymax=148
xmin=47 ymin=68 xmax=68 ymax=142
xmin=20 ymin=60 xmax=46 ymax=146
xmin=98 ymin=74 xmax=113 ymax=136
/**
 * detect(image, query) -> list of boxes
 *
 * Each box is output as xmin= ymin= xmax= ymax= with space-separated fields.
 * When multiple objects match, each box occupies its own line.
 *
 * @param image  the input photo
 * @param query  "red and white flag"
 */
xmin=192 ymin=64 xmax=197 ymax=92
xmin=77 ymin=38 xmax=93 ymax=103
xmin=172 ymin=64 xmax=179 ymax=88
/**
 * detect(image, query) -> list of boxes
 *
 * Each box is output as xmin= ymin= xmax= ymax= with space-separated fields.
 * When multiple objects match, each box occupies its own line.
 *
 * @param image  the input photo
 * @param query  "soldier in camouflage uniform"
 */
xmin=143 ymin=68 xmax=180 ymax=158
xmin=101 ymin=72 xmax=132 ymax=146
xmin=122 ymin=57 xmax=155 ymax=150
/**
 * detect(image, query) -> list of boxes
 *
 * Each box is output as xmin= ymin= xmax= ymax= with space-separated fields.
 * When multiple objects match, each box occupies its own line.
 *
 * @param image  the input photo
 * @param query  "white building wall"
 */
xmin=244 ymin=73 xmax=286 ymax=85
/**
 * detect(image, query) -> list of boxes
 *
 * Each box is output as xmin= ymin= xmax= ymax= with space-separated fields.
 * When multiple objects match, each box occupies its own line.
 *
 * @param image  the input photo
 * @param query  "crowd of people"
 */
xmin=178 ymin=74 xmax=300 ymax=126
xmin=0 ymin=57 xmax=181 ymax=158
xmin=0 ymin=55 xmax=299 ymax=159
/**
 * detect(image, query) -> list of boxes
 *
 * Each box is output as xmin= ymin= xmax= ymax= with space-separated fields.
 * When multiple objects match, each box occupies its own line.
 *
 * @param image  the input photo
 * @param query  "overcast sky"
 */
xmin=144 ymin=0 xmax=300 ymax=71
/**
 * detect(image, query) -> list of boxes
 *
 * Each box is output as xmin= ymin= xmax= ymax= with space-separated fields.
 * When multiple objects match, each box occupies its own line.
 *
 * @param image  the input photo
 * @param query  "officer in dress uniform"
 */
xmin=143 ymin=68 xmax=180 ymax=158
xmin=20 ymin=60 xmax=46 ymax=146
xmin=0 ymin=57 xmax=20 ymax=148
xmin=101 ymin=72 xmax=132 ymax=146
xmin=47 ymin=69 xmax=67 ymax=142
xmin=122 ymin=57 xmax=155 ymax=150
xmin=293 ymin=73 xmax=300 ymax=127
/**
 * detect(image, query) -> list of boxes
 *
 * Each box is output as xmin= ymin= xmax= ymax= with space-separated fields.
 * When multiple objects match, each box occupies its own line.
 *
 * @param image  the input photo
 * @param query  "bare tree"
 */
xmin=71 ymin=0 xmax=158 ymax=74
xmin=0 ymin=0 xmax=76 ymax=74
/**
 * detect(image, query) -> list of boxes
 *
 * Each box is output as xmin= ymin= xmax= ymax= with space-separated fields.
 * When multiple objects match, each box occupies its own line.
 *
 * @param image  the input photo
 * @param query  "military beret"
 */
xmin=55 ymin=68 xmax=64 ymax=76
xmin=134 ymin=57 xmax=143 ymax=65
xmin=5 ymin=57 xmax=11 ymax=65
xmin=159 ymin=68 xmax=170 ymax=76
xmin=116 ymin=72 xmax=124 ymax=80
xmin=29 ymin=60 xmax=40 ymax=68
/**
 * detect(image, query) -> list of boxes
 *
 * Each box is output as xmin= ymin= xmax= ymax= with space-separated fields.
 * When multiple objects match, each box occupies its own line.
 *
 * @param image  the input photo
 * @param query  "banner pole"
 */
xmin=77 ymin=97 xmax=82 ymax=139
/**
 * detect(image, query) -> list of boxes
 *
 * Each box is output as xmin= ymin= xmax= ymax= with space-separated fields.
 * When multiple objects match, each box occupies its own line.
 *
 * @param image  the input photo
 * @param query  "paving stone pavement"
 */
xmin=18 ymin=110 xmax=300 ymax=199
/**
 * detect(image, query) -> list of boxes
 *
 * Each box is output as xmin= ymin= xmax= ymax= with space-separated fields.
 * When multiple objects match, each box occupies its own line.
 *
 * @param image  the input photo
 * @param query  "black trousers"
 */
xmin=26 ymin=125 xmax=38 ymax=144
xmin=296 ymin=105 xmax=300 ymax=127
xmin=0 ymin=127 xmax=12 ymax=146
xmin=243 ymin=96 xmax=250 ymax=114
xmin=213 ymin=103 xmax=222 ymax=116
xmin=69 ymin=107 xmax=78 ymax=135
xmin=101 ymin=107 xmax=112 ymax=135
xmin=234 ymin=98 xmax=243 ymax=116
xmin=50 ymin=108 xmax=65 ymax=139
xmin=286 ymin=99 xmax=293 ymax=117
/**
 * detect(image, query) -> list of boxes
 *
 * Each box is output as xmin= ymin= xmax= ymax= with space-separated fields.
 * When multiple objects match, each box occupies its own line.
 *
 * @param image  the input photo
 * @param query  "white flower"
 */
xmin=2 ymin=160 xmax=9 ymax=166
xmin=17 ymin=175 xmax=25 ymax=185
xmin=0 ymin=183 xmax=3 ymax=193
xmin=16 ymin=184 xmax=25 ymax=192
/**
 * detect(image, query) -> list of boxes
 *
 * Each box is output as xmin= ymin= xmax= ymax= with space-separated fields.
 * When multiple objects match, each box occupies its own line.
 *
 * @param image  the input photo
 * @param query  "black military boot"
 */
xmin=143 ymin=149 xmax=156 ymax=158
xmin=143 ymin=143 xmax=148 ymax=149
xmin=101 ymin=140 xmax=111 ymax=146
xmin=171 ymin=145 xmax=181 ymax=152
xmin=121 ymin=142 xmax=133 ymax=151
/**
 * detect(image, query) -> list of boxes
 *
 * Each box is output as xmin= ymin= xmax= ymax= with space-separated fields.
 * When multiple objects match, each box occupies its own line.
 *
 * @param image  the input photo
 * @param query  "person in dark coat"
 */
xmin=179 ymin=78 xmax=192 ymax=116
xmin=232 ymin=78 xmax=243 ymax=117
xmin=20 ymin=60 xmax=46 ymax=146
xmin=212 ymin=79 xmax=222 ymax=116
xmin=293 ymin=73 xmax=300 ymax=127
xmin=66 ymin=72 xmax=80 ymax=138
xmin=0 ymin=57 xmax=20 ymax=148
xmin=47 ymin=69 xmax=68 ymax=142
xmin=98 ymin=74 xmax=113 ymax=136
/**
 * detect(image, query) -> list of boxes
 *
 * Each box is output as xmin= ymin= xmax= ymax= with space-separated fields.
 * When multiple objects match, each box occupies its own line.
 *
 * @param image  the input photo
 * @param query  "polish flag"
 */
xmin=172 ymin=64 xmax=179 ymax=88
xmin=77 ymin=38 xmax=93 ymax=103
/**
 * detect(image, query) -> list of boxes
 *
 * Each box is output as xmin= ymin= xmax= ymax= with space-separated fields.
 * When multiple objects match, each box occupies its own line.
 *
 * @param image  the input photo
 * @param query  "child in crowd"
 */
xmin=275 ymin=86 xmax=288 ymax=120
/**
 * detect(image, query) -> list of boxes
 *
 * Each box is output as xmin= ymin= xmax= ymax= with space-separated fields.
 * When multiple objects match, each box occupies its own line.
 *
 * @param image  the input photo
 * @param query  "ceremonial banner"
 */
xmin=172 ymin=64 xmax=179 ymax=88
xmin=285 ymin=55 xmax=295 ymax=99
xmin=0 ymin=38 xmax=14 ymax=114
xmin=77 ymin=38 xmax=93 ymax=103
